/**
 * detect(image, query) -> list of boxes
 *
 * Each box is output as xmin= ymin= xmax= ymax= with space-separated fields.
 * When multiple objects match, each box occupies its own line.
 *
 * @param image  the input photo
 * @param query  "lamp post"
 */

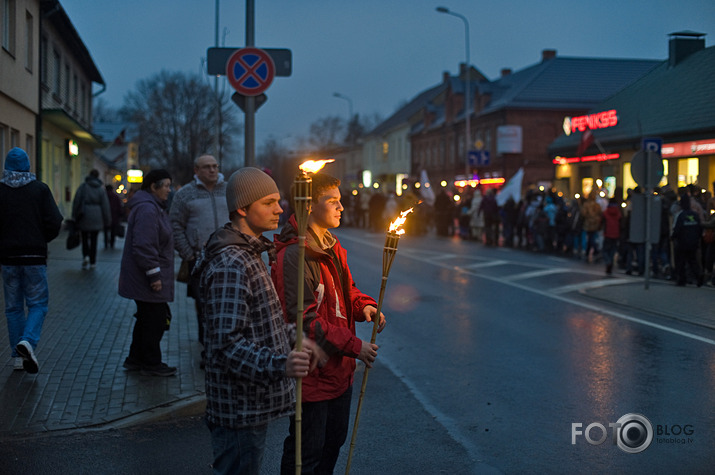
xmin=333 ymin=92 xmax=354 ymax=123
xmin=436 ymin=6 xmax=471 ymax=177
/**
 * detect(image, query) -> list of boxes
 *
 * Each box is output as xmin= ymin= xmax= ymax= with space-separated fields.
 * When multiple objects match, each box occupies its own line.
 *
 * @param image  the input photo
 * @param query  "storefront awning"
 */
xmin=42 ymin=109 xmax=103 ymax=146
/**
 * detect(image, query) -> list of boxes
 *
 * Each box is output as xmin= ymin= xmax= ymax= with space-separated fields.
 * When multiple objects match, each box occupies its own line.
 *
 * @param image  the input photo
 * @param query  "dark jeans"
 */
xmin=603 ymin=237 xmax=618 ymax=270
xmin=281 ymin=386 xmax=353 ymax=475
xmin=207 ymin=419 xmax=268 ymax=475
xmin=127 ymin=300 xmax=169 ymax=367
xmin=81 ymin=230 xmax=99 ymax=264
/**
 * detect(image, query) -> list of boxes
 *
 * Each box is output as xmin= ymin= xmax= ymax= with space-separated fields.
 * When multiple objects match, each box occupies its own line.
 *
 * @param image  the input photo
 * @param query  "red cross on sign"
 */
xmin=226 ymin=47 xmax=275 ymax=96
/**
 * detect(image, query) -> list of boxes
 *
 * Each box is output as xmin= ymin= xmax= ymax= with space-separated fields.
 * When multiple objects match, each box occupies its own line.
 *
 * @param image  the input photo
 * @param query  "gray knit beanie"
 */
xmin=226 ymin=167 xmax=279 ymax=211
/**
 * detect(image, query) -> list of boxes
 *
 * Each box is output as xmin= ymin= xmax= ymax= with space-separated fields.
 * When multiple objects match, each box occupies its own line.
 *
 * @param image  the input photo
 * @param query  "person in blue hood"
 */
xmin=0 ymin=147 xmax=63 ymax=373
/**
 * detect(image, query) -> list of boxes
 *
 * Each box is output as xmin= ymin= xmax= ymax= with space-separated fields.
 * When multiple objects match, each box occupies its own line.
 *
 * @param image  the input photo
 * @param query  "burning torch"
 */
xmin=293 ymin=158 xmax=333 ymax=474
xmin=345 ymin=206 xmax=415 ymax=474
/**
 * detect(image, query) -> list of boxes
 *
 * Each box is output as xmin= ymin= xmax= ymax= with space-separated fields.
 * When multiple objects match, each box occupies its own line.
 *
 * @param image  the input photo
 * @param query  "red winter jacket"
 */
xmin=603 ymin=203 xmax=622 ymax=239
xmin=272 ymin=215 xmax=377 ymax=402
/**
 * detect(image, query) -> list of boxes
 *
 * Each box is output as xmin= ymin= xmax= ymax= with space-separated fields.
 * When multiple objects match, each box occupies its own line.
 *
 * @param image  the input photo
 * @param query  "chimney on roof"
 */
xmin=443 ymin=71 xmax=451 ymax=83
xmin=501 ymin=68 xmax=512 ymax=77
xmin=541 ymin=49 xmax=556 ymax=61
xmin=669 ymin=31 xmax=706 ymax=67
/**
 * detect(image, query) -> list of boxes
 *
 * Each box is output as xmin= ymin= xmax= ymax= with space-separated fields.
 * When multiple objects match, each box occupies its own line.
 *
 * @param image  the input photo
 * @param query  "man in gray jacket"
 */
xmin=169 ymin=154 xmax=228 ymax=366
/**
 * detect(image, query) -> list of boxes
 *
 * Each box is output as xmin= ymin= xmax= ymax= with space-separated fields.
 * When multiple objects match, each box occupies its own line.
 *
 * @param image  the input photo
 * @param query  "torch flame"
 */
xmin=388 ymin=207 xmax=414 ymax=235
xmin=299 ymin=159 xmax=335 ymax=174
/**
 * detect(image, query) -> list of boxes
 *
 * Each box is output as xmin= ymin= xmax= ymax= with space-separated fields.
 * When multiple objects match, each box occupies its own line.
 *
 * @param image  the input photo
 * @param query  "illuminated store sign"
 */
xmin=563 ymin=110 xmax=618 ymax=136
xmin=552 ymin=153 xmax=620 ymax=164
xmin=662 ymin=139 xmax=715 ymax=158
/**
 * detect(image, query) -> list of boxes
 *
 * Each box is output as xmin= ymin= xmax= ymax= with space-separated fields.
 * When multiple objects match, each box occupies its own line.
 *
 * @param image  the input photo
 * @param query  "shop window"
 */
xmin=677 ymin=158 xmax=698 ymax=188
xmin=582 ymin=178 xmax=594 ymax=198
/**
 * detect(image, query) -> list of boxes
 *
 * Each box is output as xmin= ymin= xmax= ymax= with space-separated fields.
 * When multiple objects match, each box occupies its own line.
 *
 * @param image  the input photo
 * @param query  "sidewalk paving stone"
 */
xmin=0 ymin=231 xmax=204 ymax=437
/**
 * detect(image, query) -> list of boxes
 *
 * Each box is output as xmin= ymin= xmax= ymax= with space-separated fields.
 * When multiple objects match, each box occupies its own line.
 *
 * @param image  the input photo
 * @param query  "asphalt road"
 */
xmin=341 ymin=229 xmax=715 ymax=473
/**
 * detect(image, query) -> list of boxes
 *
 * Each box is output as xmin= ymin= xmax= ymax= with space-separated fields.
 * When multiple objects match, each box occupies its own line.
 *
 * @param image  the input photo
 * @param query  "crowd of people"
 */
xmin=420 ymin=183 xmax=715 ymax=287
xmin=331 ymin=181 xmax=715 ymax=289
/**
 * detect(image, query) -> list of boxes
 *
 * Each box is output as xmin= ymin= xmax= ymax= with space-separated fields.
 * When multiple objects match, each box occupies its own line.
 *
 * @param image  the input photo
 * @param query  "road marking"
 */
xmin=459 ymin=260 xmax=509 ymax=269
xmin=549 ymin=278 xmax=633 ymax=294
xmin=338 ymin=233 xmax=715 ymax=346
xmin=505 ymin=268 xmax=570 ymax=281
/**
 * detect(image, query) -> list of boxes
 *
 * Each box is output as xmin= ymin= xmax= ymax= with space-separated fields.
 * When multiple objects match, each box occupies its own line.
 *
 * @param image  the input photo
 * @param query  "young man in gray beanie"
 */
xmin=0 ymin=147 xmax=63 ymax=373
xmin=194 ymin=167 xmax=321 ymax=474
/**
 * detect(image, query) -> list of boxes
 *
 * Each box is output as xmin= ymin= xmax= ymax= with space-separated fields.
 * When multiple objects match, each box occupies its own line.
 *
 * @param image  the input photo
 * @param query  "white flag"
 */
xmin=419 ymin=169 xmax=436 ymax=206
xmin=496 ymin=168 xmax=523 ymax=206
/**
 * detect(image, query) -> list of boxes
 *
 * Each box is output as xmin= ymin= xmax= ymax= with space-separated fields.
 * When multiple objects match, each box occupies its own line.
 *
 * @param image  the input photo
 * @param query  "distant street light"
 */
xmin=333 ymin=92 xmax=354 ymax=122
xmin=436 ymin=6 xmax=471 ymax=176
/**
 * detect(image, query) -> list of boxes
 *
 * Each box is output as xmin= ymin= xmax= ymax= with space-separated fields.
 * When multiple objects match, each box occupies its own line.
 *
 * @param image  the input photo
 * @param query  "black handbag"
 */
xmin=66 ymin=220 xmax=80 ymax=250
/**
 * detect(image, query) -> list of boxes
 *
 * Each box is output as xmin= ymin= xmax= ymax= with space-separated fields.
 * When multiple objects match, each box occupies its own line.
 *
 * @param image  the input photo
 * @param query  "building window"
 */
xmin=25 ymin=134 xmax=32 ymax=161
xmin=40 ymin=35 xmax=47 ymax=85
xmin=2 ymin=0 xmax=16 ymax=55
xmin=73 ymin=73 xmax=78 ymax=111
xmin=53 ymin=49 xmax=60 ymax=96
xmin=80 ymin=82 xmax=86 ymax=121
xmin=382 ymin=141 xmax=388 ymax=161
xmin=0 ymin=122 xmax=6 ymax=158
xmin=10 ymin=128 xmax=19 ymax=148
xmin=24 ymin=10 xmax=32 ymax=70
xmin=64 ymin=64 xmax=70 ymax=102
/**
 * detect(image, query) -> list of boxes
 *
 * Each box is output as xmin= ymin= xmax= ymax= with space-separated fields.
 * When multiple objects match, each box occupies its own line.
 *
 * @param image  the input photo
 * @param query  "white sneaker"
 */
xmin=13 ymin=357 xmax=24 ymax=371
xmin=82 ymin=256 xmax=90 ymax=269
xmin=16 ymin=340 xmax=39 ymax=374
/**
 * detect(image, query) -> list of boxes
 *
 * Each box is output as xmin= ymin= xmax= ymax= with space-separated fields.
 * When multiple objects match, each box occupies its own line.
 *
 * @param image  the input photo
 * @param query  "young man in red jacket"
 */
xmin=272 ymin=172 xmax=386 ymax=474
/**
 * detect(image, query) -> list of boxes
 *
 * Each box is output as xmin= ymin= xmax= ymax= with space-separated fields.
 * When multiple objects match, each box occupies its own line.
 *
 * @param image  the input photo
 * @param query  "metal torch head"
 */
xmin=294 ymin=171 xmax=312 ymax=235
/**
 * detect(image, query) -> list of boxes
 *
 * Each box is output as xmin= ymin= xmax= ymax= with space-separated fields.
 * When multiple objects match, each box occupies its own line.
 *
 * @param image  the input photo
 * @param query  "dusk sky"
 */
xmin=60 ymin=0 xmax=715 ymax=155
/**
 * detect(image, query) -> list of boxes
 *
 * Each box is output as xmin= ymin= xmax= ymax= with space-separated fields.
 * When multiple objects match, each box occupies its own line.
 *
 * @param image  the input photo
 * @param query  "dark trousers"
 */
xmin=81 ymin=230 xmax=99 ymax=264
xmin=127 ymin=300 xmax=169 ymax=367
xmin=674 ymin=248 xmax=702 ymax=285
xmin=281 ymin=386 xmax=352 ymax=475
xmin=104 ymin=226 xmax=117 ymax=249
xmin=186 ymin=259 xmax=205 ymax=346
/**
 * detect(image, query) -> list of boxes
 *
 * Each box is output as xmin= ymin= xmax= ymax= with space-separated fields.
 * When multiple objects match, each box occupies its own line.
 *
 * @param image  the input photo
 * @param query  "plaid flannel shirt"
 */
xmin=199 ymin=225 xmax=295 ymax=429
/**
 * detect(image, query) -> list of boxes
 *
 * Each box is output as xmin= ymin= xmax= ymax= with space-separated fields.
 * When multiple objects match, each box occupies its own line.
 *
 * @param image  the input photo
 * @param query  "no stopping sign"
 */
xmin=226 ymin=47 xmax=275 ymax=96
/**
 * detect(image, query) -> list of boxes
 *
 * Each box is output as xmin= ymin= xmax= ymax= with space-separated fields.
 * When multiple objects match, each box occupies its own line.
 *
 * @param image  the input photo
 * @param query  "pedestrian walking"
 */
xmin=272 ymin=172 xmax=385 ymax=475
xmin=169 ymin=154 xmax=228 ymax=368
xmin=0 ymin=147 xmax=63 ymax=373
xmin=194 ymin=167 xmax=317 ymax=474
xmin=104 ymin=184 xmax=124 ymax=249
xmin=581 ymin=192 xmax=603 ymax=262
xmin=671 ymin=194 xmax=704 ymax=287
xmin=119 ymin=169 xmax=176 ymax=376
xmin=602 ymin=197 xmax=622 ymax=274
xmin=72 ymin=169 xmax=110 ymax=269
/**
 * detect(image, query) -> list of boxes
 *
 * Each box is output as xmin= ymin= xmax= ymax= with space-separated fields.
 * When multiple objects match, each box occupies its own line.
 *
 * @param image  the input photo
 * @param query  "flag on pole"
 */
xmin=419 ymin=169 xmax=436 ymax=206
xmin=577 ymin=129 xmax=594 ymax=157
xmin=496 ymin=168 xmax=523 ymax=206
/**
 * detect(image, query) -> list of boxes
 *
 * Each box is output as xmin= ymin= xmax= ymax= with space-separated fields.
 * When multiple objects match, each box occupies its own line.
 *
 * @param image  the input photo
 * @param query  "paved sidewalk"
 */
xmin=0 ymin=231 xmax=205 ymax=437
xmin=581 ymin=277 xmax=715 ymax=331
xmin=1 ymin=228 xmax=713 ymax=439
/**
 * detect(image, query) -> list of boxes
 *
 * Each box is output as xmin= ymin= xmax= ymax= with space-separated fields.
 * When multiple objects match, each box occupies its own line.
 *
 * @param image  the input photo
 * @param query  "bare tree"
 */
xmin=93 ymin=97 xmax=122 ymax=123
xmin=120 ymin=70 xmax=241 ymax=185
xmin=302 ymin=115 xmax=345 ymax=150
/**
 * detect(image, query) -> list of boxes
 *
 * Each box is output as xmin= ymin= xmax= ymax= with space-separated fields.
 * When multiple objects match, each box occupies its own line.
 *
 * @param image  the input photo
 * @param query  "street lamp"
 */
xmin=436 ymin=6 xmax=471 ymax=177
xmin=332 ymin=92 xmax=354 ymax=122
